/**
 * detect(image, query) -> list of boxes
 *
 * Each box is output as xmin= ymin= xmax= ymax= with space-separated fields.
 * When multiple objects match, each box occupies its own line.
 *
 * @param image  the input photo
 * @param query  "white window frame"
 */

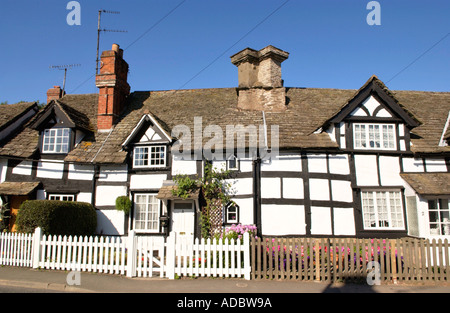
xmin=225 ymin=203 xmax=239 ymax=224
xmin=48 ymin=194 xmax=75 ymax=201
xmin=353 ymin=123 xmax=396 ymax=150
xmin=428 ymin=199 xmax=450 ymax=236
xmin=133 ymin=193 xmax=160 ymax=233
xmin=42 ymin=128 xmax=71 ymax=154
xmin=361 ymin=190 xmax=404 ymax=230
xmin=227 ymin=154 xmax=239 ymax=171
xmin=133 ymin=145 xmax=166 ymax=168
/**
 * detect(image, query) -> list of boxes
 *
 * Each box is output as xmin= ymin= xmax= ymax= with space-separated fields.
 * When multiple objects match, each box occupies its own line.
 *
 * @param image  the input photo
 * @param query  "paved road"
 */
xmin=1 ymin=266 xmax=449 ymax=294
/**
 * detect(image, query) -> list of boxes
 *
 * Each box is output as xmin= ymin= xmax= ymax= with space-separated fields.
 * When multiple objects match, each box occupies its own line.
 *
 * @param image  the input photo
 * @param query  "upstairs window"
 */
xmin=133 ymin=145 xmax=166 ymax=168
xmin=353 ymin=123 xmax=395 ymax=150
xmin=42 ymin=128 xmax=71 ymax=154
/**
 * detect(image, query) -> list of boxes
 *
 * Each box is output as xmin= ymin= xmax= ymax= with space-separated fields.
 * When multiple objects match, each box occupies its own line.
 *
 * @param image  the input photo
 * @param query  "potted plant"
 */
xmin=115 ymin=196 xmax=132 ymax=215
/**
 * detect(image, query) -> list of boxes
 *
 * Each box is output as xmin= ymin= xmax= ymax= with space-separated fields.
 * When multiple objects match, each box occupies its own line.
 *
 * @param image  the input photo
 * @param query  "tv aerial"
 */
xmin=96 ymin=9 xmax=128 ymax=75
xmin=49 ymin=64 xmax=81 ymax=94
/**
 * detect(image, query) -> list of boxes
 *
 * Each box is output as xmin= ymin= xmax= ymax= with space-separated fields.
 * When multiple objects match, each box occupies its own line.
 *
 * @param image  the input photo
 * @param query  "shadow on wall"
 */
xmin=95 ymin=210 xmax=123 ymax=236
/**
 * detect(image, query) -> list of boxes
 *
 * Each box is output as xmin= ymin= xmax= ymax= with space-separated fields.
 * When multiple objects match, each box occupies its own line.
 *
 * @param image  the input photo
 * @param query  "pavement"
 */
xmin=1 ymin=266 xmax=450 ymax=294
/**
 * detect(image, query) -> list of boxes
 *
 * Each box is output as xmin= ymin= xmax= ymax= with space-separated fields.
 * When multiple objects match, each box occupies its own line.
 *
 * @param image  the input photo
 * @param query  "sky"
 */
xmin=0 ymin=0 xmax=449 ymax=105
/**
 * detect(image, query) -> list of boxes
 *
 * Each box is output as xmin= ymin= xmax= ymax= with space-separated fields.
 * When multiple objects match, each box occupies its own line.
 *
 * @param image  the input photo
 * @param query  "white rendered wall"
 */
xmin=282 ymin=177 xmax=304 ymax=199
xmin=307 ymin=154 xmax=327 ymax=173
xmin=328 ymin=154 xmax=350 ymax=175
xmin=379 ymin=156 xmax=403 ymax=186
xmin=331 ymin=180 xmax=353 ymax=202
xmin=99 ymin=165 xmax=128 ymax=182
xmin=261 ymin=204 xmax=306 ymax=236
xmin=226 ymin=178 xmax=252 ymax=196
xmin=0 ymin=159 xmax=6 ymax=182
xmin=130 ymin=174 xmax=167 ymax=190
xmin=402 ymin=157 xmax=425 ymax=172
xmin=96 ymin=210 xmax=125 ymax=235
xmin=261 ymin=177 xmax=281 ymax=198
xmin=333 ymin=207 xmax=356 ymax=236
xmin=231 ymin=198 xmax=253 ymax=225
xmin=309 ymin=179 xmax=330 ymax=201
xmin=12 ymin=161 xmax=32 ymax=176
xmin=96 ymin=185 xmax=127 ymax=206
xmin=172 ymin=157 xmax=197 ymax=176
xmin=261 ymin=155 xmax=302 ymax=172
xmin=354 ymin=155 xmax=378 ymax=186
xmin=310 ymin=206 xmax=332 ymax=235
xmin=36 ymin=160 xmax=64 ymax=179
xmin=68 ymin=164 xmax=94 ymax=181
xmin=424 ymin=159 xmax=447 ymax=172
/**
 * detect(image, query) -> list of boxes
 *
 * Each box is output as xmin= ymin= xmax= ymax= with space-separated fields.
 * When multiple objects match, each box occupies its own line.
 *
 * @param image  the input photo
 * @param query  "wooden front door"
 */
xmin=9 ymin=195 xmax=28 ymax=232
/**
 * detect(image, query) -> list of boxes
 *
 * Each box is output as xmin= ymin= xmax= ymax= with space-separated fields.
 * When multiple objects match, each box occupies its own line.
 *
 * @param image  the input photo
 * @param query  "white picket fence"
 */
xmin=0 ymin=232 xmax=34 ymax=267
xmin=0 ymin=228 xmax=251 ymax=280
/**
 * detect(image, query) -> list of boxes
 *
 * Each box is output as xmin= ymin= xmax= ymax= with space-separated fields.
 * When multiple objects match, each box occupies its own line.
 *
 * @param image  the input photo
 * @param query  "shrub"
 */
xmin=213 ymin=224 xmax=258 ymax=243
xmin=15 ymin=200 xmax=97 ymax=236
xmin=115 ymin=196 xmax=132 ymax=215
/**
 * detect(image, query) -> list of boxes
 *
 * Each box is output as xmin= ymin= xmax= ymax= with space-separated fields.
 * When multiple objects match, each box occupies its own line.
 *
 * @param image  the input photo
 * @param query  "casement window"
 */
xmin=42 ymin=128 xmax=71 ymax=153
xmin=133 ymin=193 xmax=160 ymax=232
xmin=48 ymin=194 xmax=75 ymax=201
xmin=428 ymin=199 xmax=450 ymax=236
xmin=361 ymin=190 xmax=404 ymax=230
xmin=225 ymin=203 xmax=239 ymax=224
xmin=133 ymin=145 xmax=166 ymax=168
xmin=353 ymin=123 xmax=396 ymax=150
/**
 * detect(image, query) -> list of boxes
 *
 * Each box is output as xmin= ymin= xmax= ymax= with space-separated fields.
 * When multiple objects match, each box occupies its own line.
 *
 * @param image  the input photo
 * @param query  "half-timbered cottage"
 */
xmin=0 ymin=44 xmax=448 ymax=240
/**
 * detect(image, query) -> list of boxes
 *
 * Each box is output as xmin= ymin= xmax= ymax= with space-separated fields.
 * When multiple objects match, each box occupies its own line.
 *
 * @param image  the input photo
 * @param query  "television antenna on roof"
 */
xmin=49 ymin=64 xmax=81 ymax=94
xmin=96 ymin=9 xmax=128 ymax=75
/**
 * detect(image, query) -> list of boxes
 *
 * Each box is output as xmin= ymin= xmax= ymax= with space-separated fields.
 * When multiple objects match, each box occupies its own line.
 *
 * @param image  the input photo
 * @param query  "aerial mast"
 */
xmin=96 ymin=10 xmax=127 ymax=75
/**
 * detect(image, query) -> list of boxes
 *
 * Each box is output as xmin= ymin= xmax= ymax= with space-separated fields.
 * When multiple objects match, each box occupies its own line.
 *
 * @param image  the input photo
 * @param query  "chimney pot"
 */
xmin=112 ymin=43 xmax=120 ymax=54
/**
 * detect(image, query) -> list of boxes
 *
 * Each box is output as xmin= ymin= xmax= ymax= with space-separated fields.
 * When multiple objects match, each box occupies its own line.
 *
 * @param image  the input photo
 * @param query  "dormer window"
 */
xmin=42 ymin=128 xmax=71 ymax=154
xmin=353 ymin=123 xmax=396 ymax=150
xmin=133 ymin=145 xmax=166 ymax=168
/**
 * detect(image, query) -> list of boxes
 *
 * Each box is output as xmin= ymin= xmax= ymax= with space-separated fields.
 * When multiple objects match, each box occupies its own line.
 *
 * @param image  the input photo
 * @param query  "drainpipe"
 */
xmin=91 ymin=164 xmax=100 ymax=208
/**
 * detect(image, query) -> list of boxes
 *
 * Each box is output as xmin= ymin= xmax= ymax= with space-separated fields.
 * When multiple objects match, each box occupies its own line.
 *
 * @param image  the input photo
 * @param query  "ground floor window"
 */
xmin=48 ymin=194 xmax=75 ymax=201
xmin=428 ymin=199 xmax=450 ymax=236
xmin=361 ymin=190 xmax=404 ymax=230
xmin=224 ymin=202 xmax=239 ymax=224
xmin=133 ymin=193 xmax=160 ymax=232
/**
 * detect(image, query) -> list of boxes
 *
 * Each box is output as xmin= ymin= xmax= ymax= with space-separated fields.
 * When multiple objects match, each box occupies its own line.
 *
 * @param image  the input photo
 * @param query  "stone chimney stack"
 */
xmin=231 ymin=45 xmax=289 ymax=112
xmin=96 ymin=43 xmax=130 ymax=131
xmin=47 ymin=86 xmax=65 ymax=103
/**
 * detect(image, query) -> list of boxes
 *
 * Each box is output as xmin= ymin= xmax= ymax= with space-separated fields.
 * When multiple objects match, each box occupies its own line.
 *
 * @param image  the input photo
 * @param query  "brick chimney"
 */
xmin=231 ymin=45 xmax=289 ymax=112
xmin=47 ymin=86 xmax=65 ymax=103
xmin=96 ymin=43 xmax=130 ymax=131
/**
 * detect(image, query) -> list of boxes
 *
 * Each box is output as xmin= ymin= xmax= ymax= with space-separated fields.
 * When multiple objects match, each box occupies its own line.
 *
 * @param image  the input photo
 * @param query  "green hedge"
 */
xmin=15 ymin=200 xmax=97 ymax=236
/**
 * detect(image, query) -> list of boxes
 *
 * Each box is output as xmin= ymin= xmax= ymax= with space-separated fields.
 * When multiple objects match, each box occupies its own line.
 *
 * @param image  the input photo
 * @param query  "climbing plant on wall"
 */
xmin=172 ymin=162 xmax=235 ymax=238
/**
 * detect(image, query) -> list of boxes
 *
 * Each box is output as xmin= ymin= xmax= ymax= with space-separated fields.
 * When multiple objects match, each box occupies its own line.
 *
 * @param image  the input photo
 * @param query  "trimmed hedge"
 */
xmin=15 ymin=200 xmax=97 ymax=236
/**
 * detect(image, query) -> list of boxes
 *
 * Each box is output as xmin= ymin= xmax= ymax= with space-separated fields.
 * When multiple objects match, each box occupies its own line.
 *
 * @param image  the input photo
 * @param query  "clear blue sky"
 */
xmin=1 ymin=0 xmax=449 ymax=104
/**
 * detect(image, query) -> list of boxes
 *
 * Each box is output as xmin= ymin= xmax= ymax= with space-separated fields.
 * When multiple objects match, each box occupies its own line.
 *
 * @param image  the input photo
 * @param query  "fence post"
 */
xmin=166 ymin=232 xmax=176 ymax=280
xmin=243 ymin=232 xmax=251 ymax=280
xmin=126 ymin=230 xmax=136 ymax=278
xmin=32 ymin=227 xmax=42 ymax=269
